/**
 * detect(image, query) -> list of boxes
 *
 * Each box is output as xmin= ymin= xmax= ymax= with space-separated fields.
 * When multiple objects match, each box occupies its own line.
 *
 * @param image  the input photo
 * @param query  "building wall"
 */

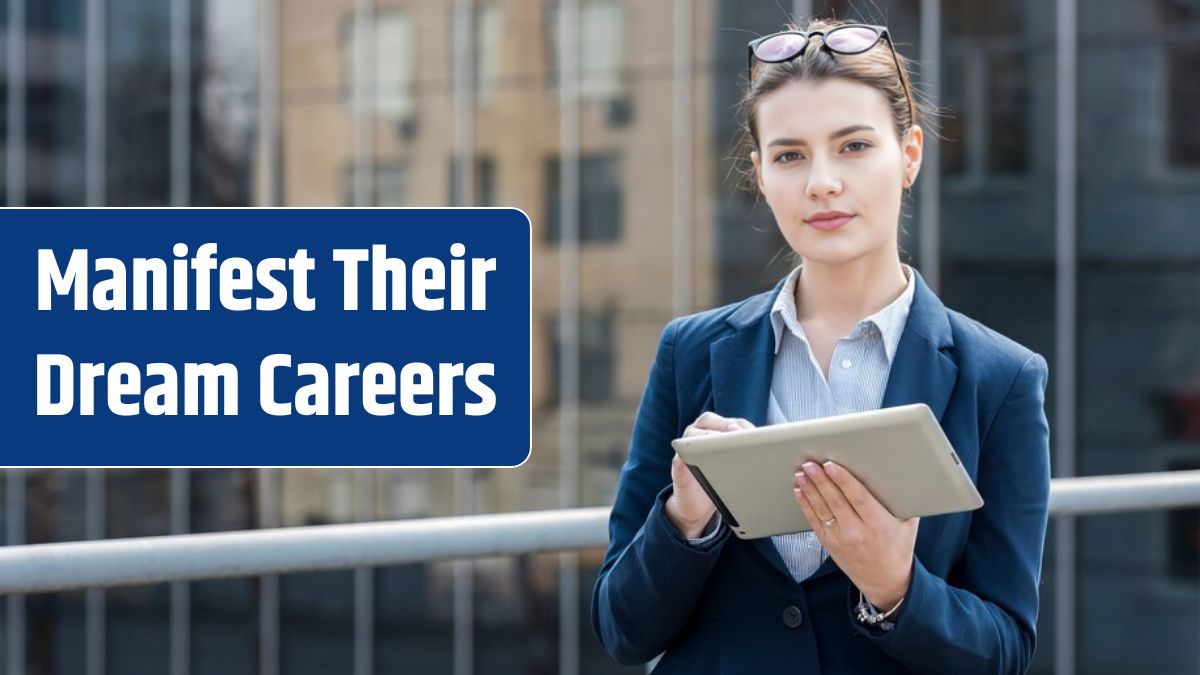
xmin=0 ymin=0 xmax=1196 ymax=673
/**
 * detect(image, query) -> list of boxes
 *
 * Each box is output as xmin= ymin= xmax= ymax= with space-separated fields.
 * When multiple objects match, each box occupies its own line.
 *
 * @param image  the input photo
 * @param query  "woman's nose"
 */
xmin=805 ymin=159 xmax=842 ymax=199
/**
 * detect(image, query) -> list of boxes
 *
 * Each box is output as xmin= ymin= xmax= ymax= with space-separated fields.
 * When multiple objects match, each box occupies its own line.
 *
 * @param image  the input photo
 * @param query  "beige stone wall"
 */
xmin=270 ymin=0 xmax=724 ymax=516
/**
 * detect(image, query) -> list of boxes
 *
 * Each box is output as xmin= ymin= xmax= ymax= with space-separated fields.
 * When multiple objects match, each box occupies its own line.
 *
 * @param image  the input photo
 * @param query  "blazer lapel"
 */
xmin=878 ymin=270 xmax=958 ymax=420
xmin=803 ymin=268 xmax=959 ymax=585
xmin=709 ymin=278 xmax=792 ymax=578
xmin=709 ymin=305 xmax=778 ymax=428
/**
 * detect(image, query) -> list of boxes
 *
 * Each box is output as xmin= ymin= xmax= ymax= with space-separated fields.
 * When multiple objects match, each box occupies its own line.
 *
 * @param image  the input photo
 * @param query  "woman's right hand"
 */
xmin=665 ymin=412 xmax=755 ymax=538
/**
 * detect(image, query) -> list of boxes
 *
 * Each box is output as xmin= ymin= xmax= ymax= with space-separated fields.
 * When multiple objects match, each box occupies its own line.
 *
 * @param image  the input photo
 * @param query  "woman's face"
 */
xmin=751 ymin=77 xmax=922 ymax=268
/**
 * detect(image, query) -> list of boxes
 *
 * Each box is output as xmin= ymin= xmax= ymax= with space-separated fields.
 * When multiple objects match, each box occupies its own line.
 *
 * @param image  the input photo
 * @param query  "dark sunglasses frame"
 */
xmin=747 ymin=24 xmax=914 ymax=128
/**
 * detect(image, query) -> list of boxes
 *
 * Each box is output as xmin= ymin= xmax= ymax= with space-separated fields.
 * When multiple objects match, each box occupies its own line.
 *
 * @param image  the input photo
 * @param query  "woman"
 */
xmin=590 ymin=17 xmax=1051 ymax=675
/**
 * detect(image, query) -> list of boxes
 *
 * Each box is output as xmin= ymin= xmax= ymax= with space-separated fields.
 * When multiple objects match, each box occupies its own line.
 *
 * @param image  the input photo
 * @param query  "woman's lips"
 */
xmin=806 ymin=214 xmax=853 ymax=231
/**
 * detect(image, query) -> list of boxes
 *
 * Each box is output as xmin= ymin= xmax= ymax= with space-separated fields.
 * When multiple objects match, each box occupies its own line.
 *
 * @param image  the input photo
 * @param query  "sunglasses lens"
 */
xmin=825 ymin=26 xmax=879 ymax=53
xmin=754 ymin=33 xmax=807 ymax=62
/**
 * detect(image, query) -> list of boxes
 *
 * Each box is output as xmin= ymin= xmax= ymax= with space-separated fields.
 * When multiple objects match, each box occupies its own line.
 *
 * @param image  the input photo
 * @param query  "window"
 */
xmin=343 ymin=9 xmax=414 ymax=122
xmin=941 ymin=3 xmax=1032 ymax=179
xmin=447 ymin=155 xmax=496 ymax=206
xmin=341 ymin=162 xmax=409 ymax=206
xmin=544 ymin=310 xmax=616 ymax=406
xmin=374 ymin=163 xmax=409 ymax=206
xmin=543 ymin=153 xmax=622 ymax=243
xmin=942 ymin=49 xmax=1030 ymax=177
xmin=27 ymin=0 xmax=83 ymax=34
xmin=1166 ymin=42 xmax=1200 ymax=168
xmin=545 ymin=0 xmax=624 ymax=101
xmin=1157 ymin=0 xmax=1200 ymax=168
xmin=985 ymin=52 xmax=1031 ymax=174
xmin=475 ymin=3 xmax=503 ymax=103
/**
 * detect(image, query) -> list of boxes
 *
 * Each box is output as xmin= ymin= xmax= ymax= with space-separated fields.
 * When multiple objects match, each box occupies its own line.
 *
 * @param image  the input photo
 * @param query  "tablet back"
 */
xmin=670 ymin=403 xmax=983 ymax=539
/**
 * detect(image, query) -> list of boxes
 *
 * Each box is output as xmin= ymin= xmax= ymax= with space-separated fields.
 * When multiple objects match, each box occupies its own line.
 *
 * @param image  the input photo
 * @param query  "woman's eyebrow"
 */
xmin=766 ymin=124 xmax=877 ymax=148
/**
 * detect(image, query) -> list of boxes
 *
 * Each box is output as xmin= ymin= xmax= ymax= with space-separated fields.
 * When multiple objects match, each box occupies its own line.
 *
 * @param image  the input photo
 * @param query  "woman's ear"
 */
xmin=901 ymin=125 xmax=923 ymax=186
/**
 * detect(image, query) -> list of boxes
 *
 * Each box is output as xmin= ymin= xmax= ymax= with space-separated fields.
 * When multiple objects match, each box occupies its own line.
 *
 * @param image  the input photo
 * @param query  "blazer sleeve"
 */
xmin=846 ymin=352 xmax=1051 ymax=675
xmin=589 ymin=318 xmax=733 ymax=666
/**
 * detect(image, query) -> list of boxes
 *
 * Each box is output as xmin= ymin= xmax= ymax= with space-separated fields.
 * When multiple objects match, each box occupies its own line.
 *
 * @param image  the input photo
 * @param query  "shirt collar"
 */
xmin=769 ymin=263 xmax=917 ymax=363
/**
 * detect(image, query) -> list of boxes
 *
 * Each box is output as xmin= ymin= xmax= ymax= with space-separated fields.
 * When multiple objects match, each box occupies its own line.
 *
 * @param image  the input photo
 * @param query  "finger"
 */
xmin=822 ymin=461 xmax=887 ymax=521
xmin=695 ymin=411 xmax=727 ymax=429
xmin=696 ymin=412 xmax=755 ymax=432
xmin=682 ymin=425 xmax=721 ymax=438
xmin=793 ymin=486 xmax=825 ymax=538
xmin=694 ymin=412 xmax=752 ymax=434
xmin=795 ymin=467 xmax=835 ymax=524
xmin=671 ymin=453 xmax=686 ymax=477
xmin=673 ymin=454 xmax=699 ymax=491
xmin=800 ymin=461 xmax=861 ymax=527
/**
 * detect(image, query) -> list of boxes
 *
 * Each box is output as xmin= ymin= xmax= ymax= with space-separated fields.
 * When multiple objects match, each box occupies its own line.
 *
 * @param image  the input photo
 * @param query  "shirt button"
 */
xmin=841 ymin=359 xmax=853 ymax=369
xmin=782 ymin=605 xmax=803 ymax=629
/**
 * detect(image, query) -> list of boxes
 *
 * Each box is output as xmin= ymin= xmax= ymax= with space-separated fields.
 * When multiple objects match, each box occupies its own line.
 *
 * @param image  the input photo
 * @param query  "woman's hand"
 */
xmin=793 ymin=461 xmax=918 ymax=610
xmin=665 ymin=412 xmax=755 ymax=538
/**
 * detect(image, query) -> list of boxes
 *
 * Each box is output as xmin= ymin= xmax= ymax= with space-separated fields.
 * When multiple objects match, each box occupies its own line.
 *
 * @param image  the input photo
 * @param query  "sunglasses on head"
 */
xmin=747 ymin=24 xmax=914 ymax=127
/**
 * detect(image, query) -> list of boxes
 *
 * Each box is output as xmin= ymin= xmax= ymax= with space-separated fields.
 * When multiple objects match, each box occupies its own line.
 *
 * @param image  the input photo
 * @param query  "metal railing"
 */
xmin=1 ymin=470 xmax=1198 ymax=595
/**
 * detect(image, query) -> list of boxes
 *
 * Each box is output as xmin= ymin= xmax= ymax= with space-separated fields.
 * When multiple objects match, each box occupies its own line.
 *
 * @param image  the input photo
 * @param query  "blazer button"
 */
xmin=782 ymin=605 xmax=803 ymax=628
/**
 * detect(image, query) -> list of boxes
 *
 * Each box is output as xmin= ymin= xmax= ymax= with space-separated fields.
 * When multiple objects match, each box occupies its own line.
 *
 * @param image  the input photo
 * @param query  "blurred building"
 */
xmin=0 ymin=0 xmax=1197 ymax=674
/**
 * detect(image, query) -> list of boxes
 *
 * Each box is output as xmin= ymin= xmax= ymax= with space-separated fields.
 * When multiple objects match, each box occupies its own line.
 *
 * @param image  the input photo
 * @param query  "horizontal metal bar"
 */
xmin=0 ymin=471 xmax=1197 ymax=595
xmin=1047 ymin=470 xmax=1200 ymax=515
xmin=0 ymin=507 xmax=610 ymax=594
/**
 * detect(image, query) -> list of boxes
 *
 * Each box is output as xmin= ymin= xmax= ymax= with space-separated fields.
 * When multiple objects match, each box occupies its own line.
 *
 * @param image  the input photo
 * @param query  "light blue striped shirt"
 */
xmin=688 ymin=263 xmax=916 ymax=583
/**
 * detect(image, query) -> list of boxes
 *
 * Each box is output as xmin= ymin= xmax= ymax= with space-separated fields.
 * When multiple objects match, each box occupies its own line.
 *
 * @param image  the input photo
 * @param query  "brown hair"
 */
xmin=735 ymin=17 xmax=942 ymax=197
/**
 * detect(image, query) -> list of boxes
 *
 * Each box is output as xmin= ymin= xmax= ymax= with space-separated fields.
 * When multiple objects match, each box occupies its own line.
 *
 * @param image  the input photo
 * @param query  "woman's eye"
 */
xmin=844 ymin=141 xmax=870 ymax=153
xmin=776 ymin=151 xmax=802 ymax=163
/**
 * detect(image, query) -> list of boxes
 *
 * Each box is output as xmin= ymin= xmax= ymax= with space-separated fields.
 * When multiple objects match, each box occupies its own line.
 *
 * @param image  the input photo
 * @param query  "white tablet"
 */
xmin=670 ymin=403 xmax=983 ymax=539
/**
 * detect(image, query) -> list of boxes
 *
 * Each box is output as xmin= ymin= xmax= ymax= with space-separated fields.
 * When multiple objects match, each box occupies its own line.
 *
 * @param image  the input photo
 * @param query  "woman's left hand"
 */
xmin=794 ymin=461 xmax=918 ymax=610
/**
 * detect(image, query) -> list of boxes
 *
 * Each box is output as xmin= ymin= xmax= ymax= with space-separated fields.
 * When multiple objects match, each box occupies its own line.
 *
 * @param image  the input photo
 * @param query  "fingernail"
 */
xmin=823 ymin=461 xmax=837 ymax=475
xmin=803 ymin=462 xmax=817 ymax=474
xmin=725 ymin=423 xmax=739 ymax=431
xmin=795 ymin=472 xmax=807 ymax=484
xmin=793 ymin=487 xmax=803 ymax=498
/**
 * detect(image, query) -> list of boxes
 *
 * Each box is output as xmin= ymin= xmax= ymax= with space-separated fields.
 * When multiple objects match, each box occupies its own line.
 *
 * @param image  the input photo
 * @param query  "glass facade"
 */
xmin=2 ymin=0 xmax=1198 ymax=673
xmin=1075 ymin=3 xmax=1200 ymax=674
xmin=937 ymin=3 xmax=1061 ymax=670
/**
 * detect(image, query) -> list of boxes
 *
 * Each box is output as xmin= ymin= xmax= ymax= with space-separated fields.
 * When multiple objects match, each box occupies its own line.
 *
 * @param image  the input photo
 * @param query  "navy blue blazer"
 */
xmin=591 ymin=268 xmax=1051 ymax=674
